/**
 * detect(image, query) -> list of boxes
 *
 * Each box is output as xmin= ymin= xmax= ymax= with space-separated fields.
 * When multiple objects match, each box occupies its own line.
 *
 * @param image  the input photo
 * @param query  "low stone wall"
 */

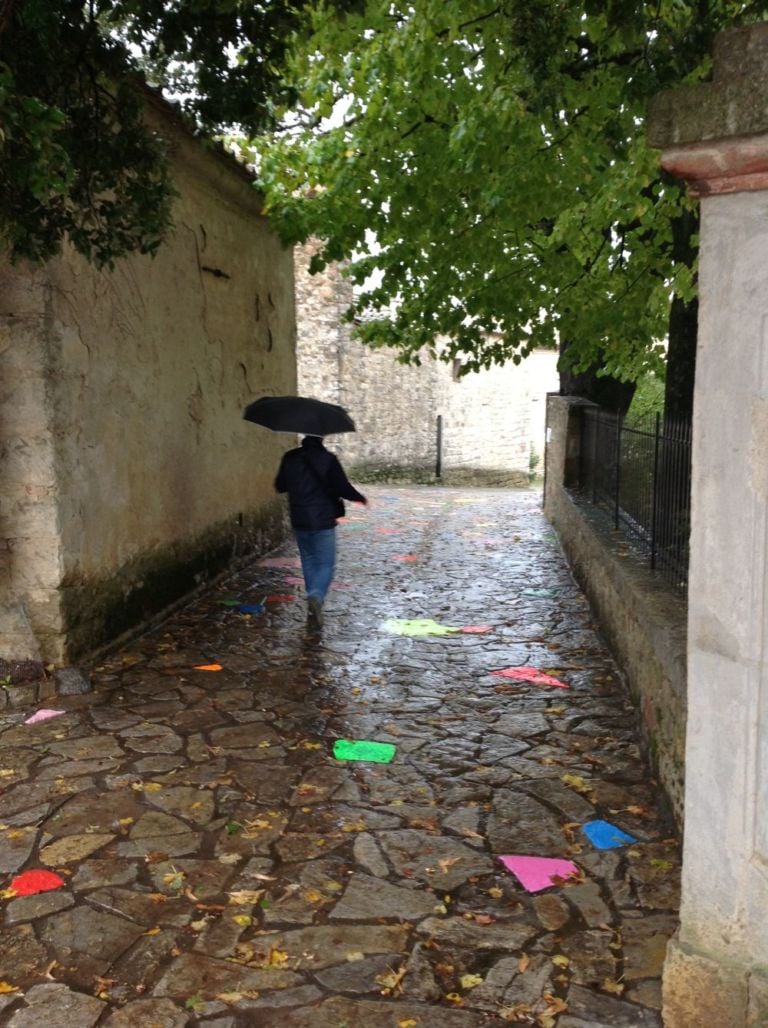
xmin=544 ymin=394 xmax=687 ymax=825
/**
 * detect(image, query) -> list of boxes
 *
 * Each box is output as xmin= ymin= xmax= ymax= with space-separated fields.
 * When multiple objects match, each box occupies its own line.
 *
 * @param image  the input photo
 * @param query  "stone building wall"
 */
xmin=0 ymin=93 xmax=296 ymax=663
xmin=295 ymin=242 xmax=559 ymax=484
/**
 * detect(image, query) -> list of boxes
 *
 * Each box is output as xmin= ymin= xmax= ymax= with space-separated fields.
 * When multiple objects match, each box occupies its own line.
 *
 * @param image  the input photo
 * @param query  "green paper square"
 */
xmin=333 ymin=739 xmax=396 ymax=763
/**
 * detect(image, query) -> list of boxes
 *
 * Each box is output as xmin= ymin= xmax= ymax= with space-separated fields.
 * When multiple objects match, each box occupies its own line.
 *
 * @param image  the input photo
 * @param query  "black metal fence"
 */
xmin=577 ymin=408 xmax=692 ymax=593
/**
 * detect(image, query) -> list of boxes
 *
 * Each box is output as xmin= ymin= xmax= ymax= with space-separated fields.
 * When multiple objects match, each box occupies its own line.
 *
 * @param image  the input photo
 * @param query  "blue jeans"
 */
xmin=294 ymin=528 xmax=336 ymax=603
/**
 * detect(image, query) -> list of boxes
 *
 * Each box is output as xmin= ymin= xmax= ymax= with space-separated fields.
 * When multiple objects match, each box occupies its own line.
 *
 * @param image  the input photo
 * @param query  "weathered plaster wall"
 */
xmin=0 ymin=269 xmax=61 ymax=660
xmin=0 ymin=99 xmax=296 ymax=662
xmin=295 ymin=242 xmax=558 ymax=484
xmin=543 ymin=395 xmax=687 ymax=824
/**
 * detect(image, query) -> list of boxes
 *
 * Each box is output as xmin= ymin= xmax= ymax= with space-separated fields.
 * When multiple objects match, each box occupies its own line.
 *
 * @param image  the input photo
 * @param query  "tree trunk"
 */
xmin=663 ymin=203 xmax=699 ymax=421
xmin=559 ymin=340 xmax=636 ymax=413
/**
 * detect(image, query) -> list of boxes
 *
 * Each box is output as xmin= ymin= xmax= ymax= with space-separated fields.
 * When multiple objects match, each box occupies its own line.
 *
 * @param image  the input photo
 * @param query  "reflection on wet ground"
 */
xmin=0 ymin=486 xmax=678 ymax=1026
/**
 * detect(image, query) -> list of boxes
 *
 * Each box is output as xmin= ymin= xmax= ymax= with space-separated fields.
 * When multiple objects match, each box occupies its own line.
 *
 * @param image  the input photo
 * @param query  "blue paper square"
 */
xmin=582 ymin=819 xmax=637 ymax=850
xmin=237 ymin=603 xmax=265 ymax=615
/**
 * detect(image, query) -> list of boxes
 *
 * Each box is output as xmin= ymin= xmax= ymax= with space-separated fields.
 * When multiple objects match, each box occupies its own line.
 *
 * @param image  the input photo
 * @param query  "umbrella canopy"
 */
xmin=243 ymin=395 xmax=356 ymax=436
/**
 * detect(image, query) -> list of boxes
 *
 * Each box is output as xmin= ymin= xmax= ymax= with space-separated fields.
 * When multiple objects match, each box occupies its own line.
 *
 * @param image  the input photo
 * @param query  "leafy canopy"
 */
xmin=0 ymin=0 xmax=357 ymax=267
xmin=254 ymin=0 xmax=768 ymax=379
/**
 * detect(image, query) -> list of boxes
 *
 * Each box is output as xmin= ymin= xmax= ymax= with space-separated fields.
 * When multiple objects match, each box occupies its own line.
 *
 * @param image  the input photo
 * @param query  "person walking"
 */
xmin=275 ymin=435 xmax=367 ymax=626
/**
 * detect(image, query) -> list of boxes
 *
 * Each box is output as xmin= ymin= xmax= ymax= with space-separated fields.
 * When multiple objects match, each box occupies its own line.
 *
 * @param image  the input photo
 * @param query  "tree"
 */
xmin=253 ymin=0 xmax=768 ymax=414
xmin=0 ymin=0 xmax=358 ymax=267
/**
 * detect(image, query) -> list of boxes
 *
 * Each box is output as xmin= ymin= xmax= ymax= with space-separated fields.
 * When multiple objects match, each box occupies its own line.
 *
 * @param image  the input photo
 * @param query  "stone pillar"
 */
xmin=648 ymin=23 xmax=768 ymax=1026
xmin=543 ymin=394 xmax=593 ymax=516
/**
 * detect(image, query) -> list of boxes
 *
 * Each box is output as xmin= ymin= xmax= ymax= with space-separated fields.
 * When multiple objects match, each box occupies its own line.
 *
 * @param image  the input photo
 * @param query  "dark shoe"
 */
xmin=307 ymin=596 xmax=324 ymax=627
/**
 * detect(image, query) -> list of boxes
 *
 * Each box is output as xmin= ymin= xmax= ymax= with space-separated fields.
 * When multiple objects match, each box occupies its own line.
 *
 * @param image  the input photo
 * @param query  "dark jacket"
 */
xmin=275 ymin=437 xmax=366 ymax=531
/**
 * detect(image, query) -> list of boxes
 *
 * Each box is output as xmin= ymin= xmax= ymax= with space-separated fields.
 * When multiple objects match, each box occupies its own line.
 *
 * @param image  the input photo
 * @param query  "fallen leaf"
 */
xmin=438 ymin=856 xmax=460 ymax=874
xmin=602 ymin=977 xmax=625 ymax=995
xmin=228 ymin=889 xmax=265 ymax=905
xmin=162 ymin=870 xmax=185 ymax=891
xmin=376 ymin=964 xmax=408 ymax=995
xmin=561 ymin=773 xmax=594 ymax=796
xmin=459 ymin=973 xmax=484 ymax=990
xmin=499 ymin=1002 xmax=534 ymax=1022
xmin=266 ymin=947 xmax=290 ymax=967
xmin=143 ymin=927 xmax=161 ymax=936
xmin=468 ymin=912 xmax=495 ymax=925
xmin=0 ymin=983 xmax=19 ymax=994
xmin=537 ymin=994 xmax=569 ymax=1026
xmin=561 ymin=822 xmax=582 ymax=843
xmin=551 ymin=955 xmax=570 ymax=968
xmin=518 ymin=953 xmax=530 ymax=973
xmin=583 ymin=755 xmax=607 ymax=768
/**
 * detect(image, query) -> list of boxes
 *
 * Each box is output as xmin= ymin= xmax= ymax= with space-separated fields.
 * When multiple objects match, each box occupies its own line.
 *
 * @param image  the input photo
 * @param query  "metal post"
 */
xmin=650 ymin=411 xmax=660 ymax=570
xmin=435 ymin=415 xmax=443 ymax=480
xmin=614 ymin=411 xmax=622 ymax=529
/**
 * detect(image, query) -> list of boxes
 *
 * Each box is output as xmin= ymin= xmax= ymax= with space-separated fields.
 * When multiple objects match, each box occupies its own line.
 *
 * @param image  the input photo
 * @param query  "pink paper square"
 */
xmin=499 ymin=855 xmax=580 ymax=893
xmin=24 ymin=709 xmax=65 ymax=725
xmin=490 ymin=666 xmax=568 ymax=688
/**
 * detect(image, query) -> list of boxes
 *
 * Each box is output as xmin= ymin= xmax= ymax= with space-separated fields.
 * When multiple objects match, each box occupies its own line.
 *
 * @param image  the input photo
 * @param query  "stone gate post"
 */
xmin=648 ymin=23 xmax=768 ymax=1026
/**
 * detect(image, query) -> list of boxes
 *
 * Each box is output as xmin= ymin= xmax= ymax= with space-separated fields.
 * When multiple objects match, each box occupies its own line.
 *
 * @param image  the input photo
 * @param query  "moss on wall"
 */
xmin=348 ymin=463 xmax=532 ymax=488
xmin=59 ymin=503 xmax=286 ymax=661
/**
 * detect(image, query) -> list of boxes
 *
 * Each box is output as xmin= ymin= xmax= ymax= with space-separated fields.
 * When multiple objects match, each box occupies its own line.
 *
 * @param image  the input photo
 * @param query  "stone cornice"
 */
xmin=648 ymin=22 xmax=768 ymax=195
xmin=660 ymin=133 xmax=768 ymax=197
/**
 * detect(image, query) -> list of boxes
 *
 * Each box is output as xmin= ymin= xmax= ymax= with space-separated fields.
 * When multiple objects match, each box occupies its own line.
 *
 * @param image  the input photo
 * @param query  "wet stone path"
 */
xmin=0 ymin=487 xmax=680 ymax=1027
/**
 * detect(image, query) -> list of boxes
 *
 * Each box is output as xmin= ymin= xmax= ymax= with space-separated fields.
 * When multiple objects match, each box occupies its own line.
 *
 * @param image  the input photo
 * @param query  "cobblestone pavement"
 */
xmin=0 ymin=486 xmax=680 ymax=1027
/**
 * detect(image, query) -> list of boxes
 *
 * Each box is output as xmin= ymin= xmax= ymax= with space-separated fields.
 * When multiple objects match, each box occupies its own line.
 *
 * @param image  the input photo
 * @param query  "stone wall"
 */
xmin=0 ymin=95 xmax=296 ymax=663
xmin=295 ymin=242 xmax=558 ymax=485
xmin=544 ymin=395 xmax=687 ymax=824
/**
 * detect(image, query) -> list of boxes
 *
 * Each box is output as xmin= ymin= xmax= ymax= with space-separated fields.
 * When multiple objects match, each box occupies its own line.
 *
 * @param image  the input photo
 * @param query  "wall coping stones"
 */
xmin=648 ymin=23 xmax=768 ymax=196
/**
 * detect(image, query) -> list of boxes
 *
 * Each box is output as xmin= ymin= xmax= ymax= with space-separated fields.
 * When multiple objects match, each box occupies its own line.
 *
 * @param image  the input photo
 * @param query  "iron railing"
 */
xmin=577 ymin=407 xmax=692 ymax=593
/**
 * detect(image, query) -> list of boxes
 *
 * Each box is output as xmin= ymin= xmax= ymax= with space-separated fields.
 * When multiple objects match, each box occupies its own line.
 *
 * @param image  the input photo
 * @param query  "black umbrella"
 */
xmin=243 ymin=395 xmax=356 ymax=436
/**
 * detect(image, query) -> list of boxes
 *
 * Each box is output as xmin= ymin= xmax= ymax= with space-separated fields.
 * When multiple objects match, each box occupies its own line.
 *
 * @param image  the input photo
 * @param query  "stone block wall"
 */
xmin=295 ymin=242 xmax=559 ymax=484
xmin=0 ymin=95 xmax=296 ymax=663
